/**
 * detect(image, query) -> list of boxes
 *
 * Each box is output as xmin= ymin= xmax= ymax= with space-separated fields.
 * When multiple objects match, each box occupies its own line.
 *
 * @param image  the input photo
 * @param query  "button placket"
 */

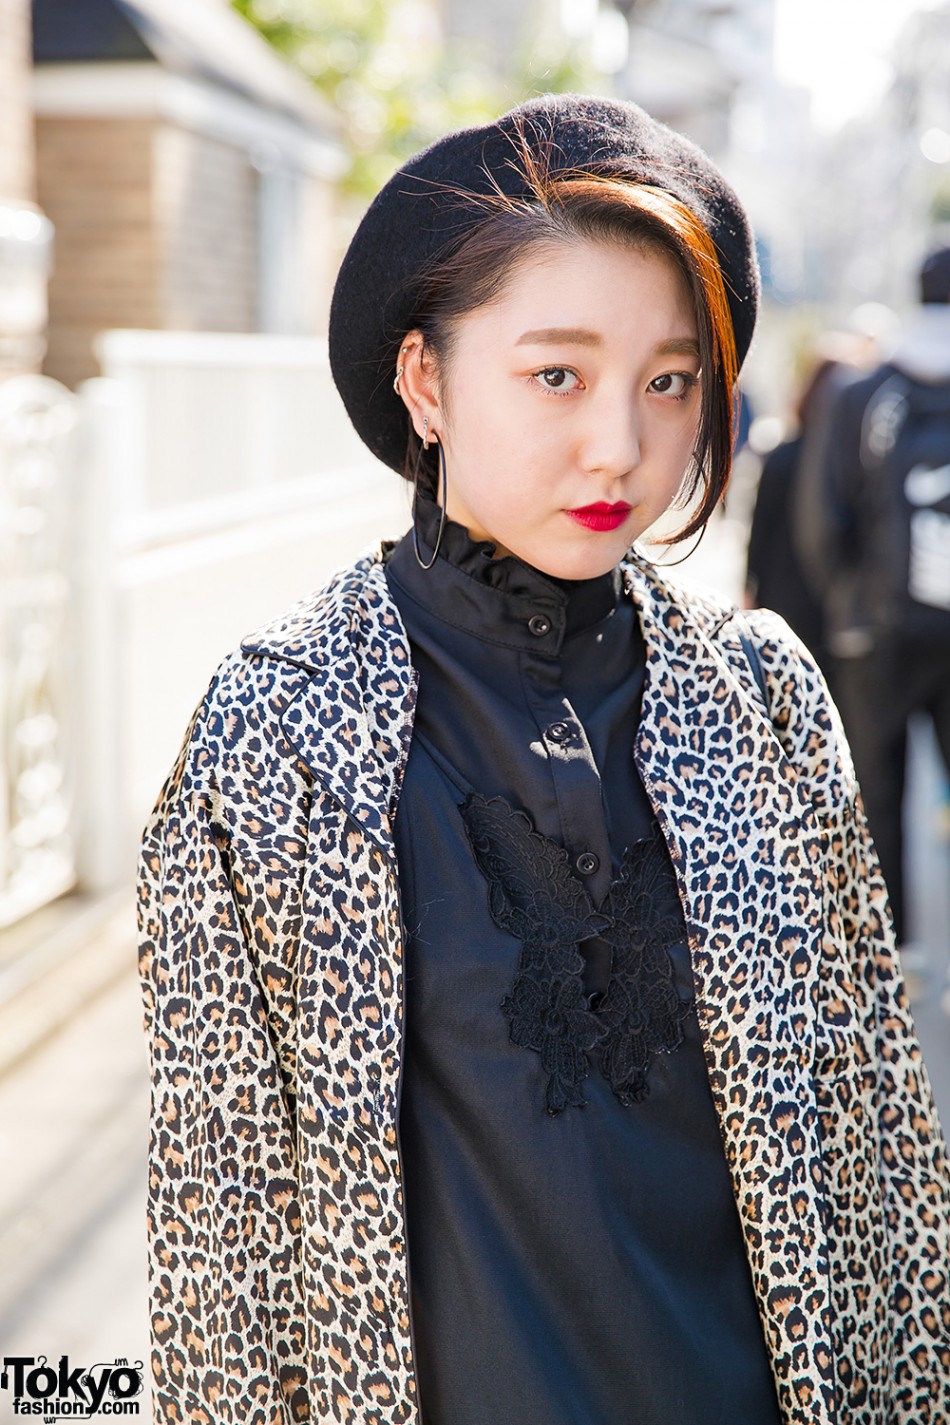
xmin=523 ymin=670 xmax=612 ymax=905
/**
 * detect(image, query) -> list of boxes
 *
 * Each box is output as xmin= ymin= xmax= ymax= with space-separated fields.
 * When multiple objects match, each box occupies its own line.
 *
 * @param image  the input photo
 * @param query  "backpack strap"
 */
xmin=859 ymin=368 xmax=911 ymax=471
xmin=710 ymin=610 xmax=769 ymax=714
xmin=736 ymin=615 xmax=769 ymax=708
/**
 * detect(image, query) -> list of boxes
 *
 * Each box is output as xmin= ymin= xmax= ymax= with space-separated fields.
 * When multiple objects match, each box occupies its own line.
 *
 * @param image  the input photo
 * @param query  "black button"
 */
xmin=576 ymin=851 xmax=600 ymax=876
xmin=546 ymin=720 xmax=573 ymax=743
xmin=528 ymin=614 xmax=552 ymax=637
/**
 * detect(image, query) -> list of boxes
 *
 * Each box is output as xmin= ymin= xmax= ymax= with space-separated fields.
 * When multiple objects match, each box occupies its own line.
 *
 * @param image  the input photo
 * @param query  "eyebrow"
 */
xmin=655 ymin=337 xmax=701 ymax=360
xmin=515 ymin=327 xmax=602 ymax=346
xmin=515 ymin=329 xmax=701 ymax=361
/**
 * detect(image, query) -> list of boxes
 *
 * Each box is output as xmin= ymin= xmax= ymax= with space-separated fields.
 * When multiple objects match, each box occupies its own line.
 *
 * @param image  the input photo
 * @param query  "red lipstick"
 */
xmin=565 ymin=501 xmax=632 ymax=532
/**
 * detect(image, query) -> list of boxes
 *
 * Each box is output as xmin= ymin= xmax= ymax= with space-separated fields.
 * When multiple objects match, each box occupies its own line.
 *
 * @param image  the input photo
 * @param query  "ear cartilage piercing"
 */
xmin=393 ymin=347 xmax=411 ymax=394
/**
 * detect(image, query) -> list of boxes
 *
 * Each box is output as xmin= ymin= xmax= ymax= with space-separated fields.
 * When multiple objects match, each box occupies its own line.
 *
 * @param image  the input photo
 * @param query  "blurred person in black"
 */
xmin=793 ymin=247 xmax=950 ymax=978
xmin=745 ymin=340 xmax=863 ymax=679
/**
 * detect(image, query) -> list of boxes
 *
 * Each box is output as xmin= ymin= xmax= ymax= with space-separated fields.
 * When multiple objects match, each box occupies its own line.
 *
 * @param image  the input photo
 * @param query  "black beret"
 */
xmin=329 ymin=92 xmax=759 ymax=472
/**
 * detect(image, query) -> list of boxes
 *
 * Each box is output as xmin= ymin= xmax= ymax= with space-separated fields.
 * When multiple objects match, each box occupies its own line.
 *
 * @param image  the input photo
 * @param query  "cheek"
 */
xmin=447 ymin=389 xmax=512 ymax=463
xmin=666 ymin=412 xmax=700 ymax=469
xmin=648 ymin=422 xmax=696 ymax=503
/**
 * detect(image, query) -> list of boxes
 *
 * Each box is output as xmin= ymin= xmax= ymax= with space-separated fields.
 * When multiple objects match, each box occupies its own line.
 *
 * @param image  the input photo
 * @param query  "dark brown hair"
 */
xmin=401 ymin=157 xmax=739 ymax=544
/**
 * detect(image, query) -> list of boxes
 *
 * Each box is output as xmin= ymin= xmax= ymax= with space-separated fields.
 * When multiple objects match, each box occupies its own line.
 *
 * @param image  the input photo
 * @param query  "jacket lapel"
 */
xmin=241 ymin=550 xmax=417 ymax=853
xmin=626 ymin=560 xmax=836 ymax=1422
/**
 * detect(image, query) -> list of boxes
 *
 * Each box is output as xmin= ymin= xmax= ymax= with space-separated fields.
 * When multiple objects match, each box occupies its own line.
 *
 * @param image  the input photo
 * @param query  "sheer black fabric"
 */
xmin=460 ymin=794 xmax=690 ymax=1114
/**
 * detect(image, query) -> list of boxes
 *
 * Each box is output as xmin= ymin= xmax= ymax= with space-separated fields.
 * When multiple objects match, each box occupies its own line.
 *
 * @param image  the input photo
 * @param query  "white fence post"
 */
xmin=71 ymin=375 xmax=129 ymax=894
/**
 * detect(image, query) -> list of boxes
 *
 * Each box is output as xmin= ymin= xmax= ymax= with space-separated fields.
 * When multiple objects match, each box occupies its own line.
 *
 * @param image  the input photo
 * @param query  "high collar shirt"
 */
xmin=384 ymin=494 xmax=782 ymax=1425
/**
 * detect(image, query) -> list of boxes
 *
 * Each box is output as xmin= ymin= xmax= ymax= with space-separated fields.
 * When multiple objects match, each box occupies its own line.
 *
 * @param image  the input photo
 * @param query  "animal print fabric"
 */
xmin=137 ymin=547 xmax=950 ymax=1424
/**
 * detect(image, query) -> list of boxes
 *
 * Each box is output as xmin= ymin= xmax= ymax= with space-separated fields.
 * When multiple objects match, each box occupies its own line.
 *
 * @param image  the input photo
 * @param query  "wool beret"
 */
xmin=329 ymin=92 xmax=759 ymax=472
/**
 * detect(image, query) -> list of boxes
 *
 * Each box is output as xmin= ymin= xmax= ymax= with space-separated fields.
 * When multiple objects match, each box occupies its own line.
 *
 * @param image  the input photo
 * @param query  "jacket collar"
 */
xmin=237 ymin=552 xmax=671 ymax=858
xmin=236 ymin=549 xmax=681 ymax=856
xmin=240 ymin=544 xmax=399 ymax=673
xmin=239 ymin=542 xmax=720 ymax=682
xmin=241 ymin=546 xmax=417 ymax=852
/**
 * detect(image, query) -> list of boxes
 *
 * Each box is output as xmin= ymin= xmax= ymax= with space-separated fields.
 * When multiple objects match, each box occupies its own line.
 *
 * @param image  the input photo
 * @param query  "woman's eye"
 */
xmin=533 ymin=366 xmax=580 ymax=393
xmin=649 ymin=371 xmax=696 ymax=398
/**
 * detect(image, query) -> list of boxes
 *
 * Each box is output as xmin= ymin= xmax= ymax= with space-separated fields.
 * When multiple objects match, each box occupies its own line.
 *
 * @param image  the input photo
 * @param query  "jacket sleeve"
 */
xmin=742 ymin=608 xmax=950 ymax=1420
xmin=137 ymin=658 xmax=312 ymax=1425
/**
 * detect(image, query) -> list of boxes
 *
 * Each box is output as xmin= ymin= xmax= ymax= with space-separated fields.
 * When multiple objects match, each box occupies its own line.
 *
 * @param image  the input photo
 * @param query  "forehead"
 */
xmin=464 ymin=236 xmax=697 ymax=338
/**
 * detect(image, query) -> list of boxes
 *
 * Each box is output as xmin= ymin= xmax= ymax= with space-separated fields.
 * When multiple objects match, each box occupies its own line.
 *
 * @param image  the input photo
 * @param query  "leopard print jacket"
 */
xmin=137 ymin=546 xmax=950 ymax=1425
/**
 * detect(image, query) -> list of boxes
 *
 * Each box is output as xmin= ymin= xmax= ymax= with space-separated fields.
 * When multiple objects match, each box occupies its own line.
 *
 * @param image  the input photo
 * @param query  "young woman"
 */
xmin=137 ymin=94 xmax=950 ymax=1425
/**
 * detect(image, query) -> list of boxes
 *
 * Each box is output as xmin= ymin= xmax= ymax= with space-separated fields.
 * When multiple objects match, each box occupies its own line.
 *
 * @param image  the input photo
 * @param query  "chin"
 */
xmin=522 ymin=542 xmax=627 ymax=582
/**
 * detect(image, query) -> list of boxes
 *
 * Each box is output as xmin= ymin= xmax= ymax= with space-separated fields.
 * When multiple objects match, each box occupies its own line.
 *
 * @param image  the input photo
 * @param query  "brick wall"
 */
xmin=37 ymin=105 xmax=335 ymax=386
xmin=36 ymin=117 xmax=158 ymax=388
xmin=0 ymin=0 xmax=34 ymax=202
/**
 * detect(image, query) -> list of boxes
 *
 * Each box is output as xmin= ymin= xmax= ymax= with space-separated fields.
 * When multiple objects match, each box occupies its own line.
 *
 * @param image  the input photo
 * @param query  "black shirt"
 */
xmin=385 ymin=494 xmax=781 ymax=1425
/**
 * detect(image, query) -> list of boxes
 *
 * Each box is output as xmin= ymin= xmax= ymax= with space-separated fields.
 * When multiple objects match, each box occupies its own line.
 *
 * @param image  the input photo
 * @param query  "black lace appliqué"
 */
xmin=460 ymin=794 xmax=691 ymax=1115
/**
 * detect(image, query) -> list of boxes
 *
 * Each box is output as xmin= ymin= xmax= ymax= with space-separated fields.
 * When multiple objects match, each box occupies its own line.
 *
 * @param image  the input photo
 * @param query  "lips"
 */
xmin=565 ymin=502 xmax=632 ymax=532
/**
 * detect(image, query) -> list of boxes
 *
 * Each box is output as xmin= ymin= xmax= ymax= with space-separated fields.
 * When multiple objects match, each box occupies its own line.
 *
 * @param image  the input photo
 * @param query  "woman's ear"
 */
xmin=396 ymin=330 xmax=442 ymax=444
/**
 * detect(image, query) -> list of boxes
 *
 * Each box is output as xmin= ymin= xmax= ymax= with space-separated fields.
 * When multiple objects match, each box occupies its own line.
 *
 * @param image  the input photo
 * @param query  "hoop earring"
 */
xmin=413 ymin=439 xmax=447 ymax=570
xmin=655 ymin=521 xmax=709 ymax=568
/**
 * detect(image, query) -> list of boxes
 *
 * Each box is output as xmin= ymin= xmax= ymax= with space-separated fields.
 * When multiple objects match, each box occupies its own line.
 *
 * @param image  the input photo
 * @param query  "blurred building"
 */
xmin=439 ymin=0 xmax=582 ymax=74
xmin=0 ymin=0 xmax=52 ymax=378
xmin=31 ymin=0 xmax=345 ymax=388
xmin=617 ymin=0 xmax=774 ymax=155
xmin=752 ymin=2 xmax=950 ymax=322
xmin=441 ymin=0 xmax=542 ymax=63
xmin=436 ymin=0 xmax=776 ymax=161
xmin=862 ymin=0 xmax=950 ymax=311
xmin=0 ymin=0 xmax=362 ymax=941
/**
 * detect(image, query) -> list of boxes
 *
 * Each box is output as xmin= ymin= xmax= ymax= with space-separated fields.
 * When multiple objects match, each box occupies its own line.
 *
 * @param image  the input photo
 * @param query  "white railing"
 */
xmin=73 ymin=330 xmax=411 ymax=892
xmin=92 ymin=329 xmax=372 ymax=523
xmin=0 ymin=375 xmax=79 ymax=928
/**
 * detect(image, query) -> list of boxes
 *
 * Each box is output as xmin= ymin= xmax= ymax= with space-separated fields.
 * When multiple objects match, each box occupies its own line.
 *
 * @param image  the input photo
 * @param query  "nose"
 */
xmin=579 ymin=385 xmax=642 ymax=478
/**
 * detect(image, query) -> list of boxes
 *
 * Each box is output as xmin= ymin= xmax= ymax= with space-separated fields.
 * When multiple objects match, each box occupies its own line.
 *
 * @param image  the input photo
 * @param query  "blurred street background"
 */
xmin=2 ymin=0 xmax=950 ymax=1415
